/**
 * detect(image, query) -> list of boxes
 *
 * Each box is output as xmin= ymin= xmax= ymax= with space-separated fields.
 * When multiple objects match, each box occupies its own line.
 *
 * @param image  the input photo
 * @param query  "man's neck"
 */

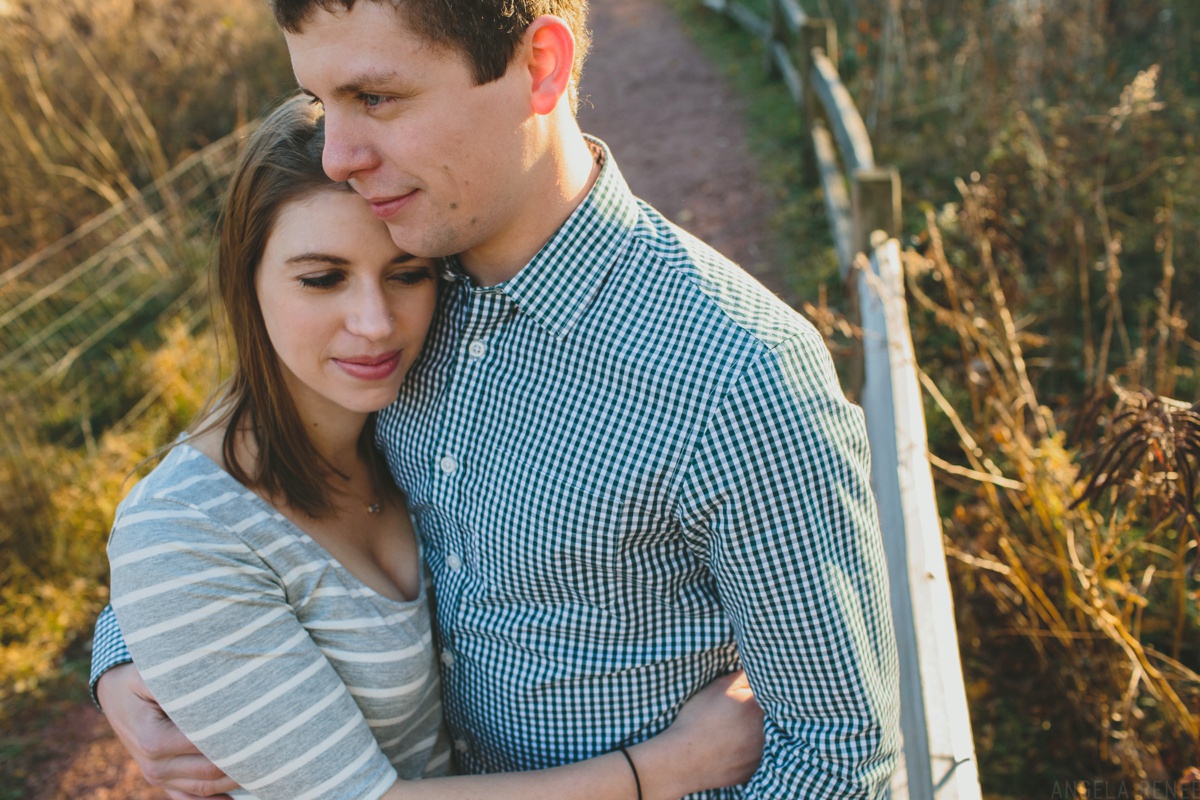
xmin=458 ymin=131 xmax=601 ymax=288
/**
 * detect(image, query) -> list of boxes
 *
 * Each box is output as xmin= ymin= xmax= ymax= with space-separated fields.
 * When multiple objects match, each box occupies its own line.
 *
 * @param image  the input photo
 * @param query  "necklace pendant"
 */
xmin=366 ymin=501 xmax=382 ymax=514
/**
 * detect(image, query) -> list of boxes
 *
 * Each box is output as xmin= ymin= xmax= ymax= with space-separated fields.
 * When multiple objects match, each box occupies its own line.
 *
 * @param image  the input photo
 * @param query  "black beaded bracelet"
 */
xmin=618 ymin=746 xmax=643 ymax=800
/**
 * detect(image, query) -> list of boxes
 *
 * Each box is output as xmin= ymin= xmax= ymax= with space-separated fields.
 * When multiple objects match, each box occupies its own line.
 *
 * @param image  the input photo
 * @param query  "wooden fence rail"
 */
xmin=699 ymin=1 xmax=982 ymax=797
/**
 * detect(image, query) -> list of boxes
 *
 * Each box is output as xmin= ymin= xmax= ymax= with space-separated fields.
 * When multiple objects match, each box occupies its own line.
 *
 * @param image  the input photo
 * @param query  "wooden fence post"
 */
xmin=844 ymin=167 xmax=900 ymax=400
xmin=852 ymin=167 xmax=901 ymax=254
xmin=799 ymin=19 xmax=837 ymax=185
xmin=764 ymin=0 xmax=783 ymax=78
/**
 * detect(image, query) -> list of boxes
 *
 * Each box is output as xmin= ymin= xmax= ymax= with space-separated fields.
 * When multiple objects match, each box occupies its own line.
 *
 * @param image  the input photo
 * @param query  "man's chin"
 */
xmin=385 ymin=222 xmax=456 ymax=261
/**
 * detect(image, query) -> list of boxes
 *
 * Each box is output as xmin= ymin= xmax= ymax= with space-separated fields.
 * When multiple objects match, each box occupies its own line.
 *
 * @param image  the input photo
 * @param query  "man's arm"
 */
xmin=96 ymin=663 xmax=237 ymax=800
xmin=89 ymin=603 xmax=132 ymax=705
xmin=676 ymin=331 xmax=901 ymax=797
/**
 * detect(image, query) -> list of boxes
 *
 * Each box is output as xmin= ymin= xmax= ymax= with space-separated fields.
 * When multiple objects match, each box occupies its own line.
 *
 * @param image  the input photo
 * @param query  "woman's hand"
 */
xmin=630 ymin=670 xmax=765 ymax=798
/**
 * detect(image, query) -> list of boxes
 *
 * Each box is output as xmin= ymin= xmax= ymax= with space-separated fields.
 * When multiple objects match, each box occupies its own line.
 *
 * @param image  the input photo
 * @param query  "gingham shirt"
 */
xmin=93 ymin=138 xmax=900 ymax=797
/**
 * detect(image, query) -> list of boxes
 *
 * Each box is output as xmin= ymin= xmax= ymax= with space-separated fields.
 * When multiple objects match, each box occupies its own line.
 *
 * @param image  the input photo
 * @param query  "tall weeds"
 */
xmin=0 ymin=0 xmax=292 ymax=740
xmin=0 ymin=0 xmax=291 ymax=266
xmin=793 ymin=0 xmax=1200 ymax=791
xmin=906 ymin=181 xmax=1198 ymax=787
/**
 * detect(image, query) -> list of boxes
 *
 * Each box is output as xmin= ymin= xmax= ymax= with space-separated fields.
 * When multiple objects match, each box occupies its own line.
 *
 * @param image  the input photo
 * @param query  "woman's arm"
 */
xmin=109 ymin=495 xmax=404 ymax=800
xmin=382 ymin=671 xmax=763 ymax=800
xmin=97 ymin=644 xmax=761 ymax=800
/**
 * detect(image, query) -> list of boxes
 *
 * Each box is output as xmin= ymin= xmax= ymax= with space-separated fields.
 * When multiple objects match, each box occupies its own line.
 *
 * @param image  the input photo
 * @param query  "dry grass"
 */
xmin=898 ymin=173 xmax=1199 ymax=788
xmin=0 ymin=0 xmax=291 ymax=266
xmin=789 ymin=3 xmax=1200 ymax=789
xmin=0 ymin=0 xmax=291 ymax=736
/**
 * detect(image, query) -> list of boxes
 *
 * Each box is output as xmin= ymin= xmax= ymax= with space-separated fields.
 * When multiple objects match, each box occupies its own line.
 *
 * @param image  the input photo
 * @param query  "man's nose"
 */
xmin=321 ymin=113 xmax=378 ymax=183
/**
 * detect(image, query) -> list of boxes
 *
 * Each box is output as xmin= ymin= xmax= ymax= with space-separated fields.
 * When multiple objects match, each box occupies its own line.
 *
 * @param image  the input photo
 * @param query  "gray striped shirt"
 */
xmin=108 ymin=444 xmax=451 ymax=800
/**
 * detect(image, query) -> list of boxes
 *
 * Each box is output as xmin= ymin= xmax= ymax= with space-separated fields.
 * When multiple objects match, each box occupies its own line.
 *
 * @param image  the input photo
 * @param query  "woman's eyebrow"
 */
xmin=286 ymin=253 xmax=350 ymax=266
xmin=390 ymin=253 xmax=430 ymax=266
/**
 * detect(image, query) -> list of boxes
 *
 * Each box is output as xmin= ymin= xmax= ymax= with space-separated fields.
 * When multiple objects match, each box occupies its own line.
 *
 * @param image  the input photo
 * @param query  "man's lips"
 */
xmin=365 ymin=191 xmax=417 ymax=220
xmin=333 ymin=351 xmax=402 ymax=380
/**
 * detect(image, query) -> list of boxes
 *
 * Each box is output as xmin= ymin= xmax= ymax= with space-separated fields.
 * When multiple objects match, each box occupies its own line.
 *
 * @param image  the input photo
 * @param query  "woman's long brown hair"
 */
xmin=197 ymin=94 xmax=396 ymax=518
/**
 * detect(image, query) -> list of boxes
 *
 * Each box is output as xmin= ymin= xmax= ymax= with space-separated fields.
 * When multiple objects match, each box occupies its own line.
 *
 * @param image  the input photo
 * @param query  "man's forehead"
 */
xmin=282 ymin=0 xmax=434 ymax=51
xmin=284 ymin=3 xmax=453 ymax=78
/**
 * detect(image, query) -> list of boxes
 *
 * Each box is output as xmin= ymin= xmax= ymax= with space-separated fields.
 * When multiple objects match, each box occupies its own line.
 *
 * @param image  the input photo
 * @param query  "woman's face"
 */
xmin=255 ymin=188 xmax=438 ymax=426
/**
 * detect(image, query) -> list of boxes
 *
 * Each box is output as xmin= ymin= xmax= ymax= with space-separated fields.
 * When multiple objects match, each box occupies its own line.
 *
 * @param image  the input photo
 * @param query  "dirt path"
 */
xmin=22 ymin=2 xmax=779 ymax=796
xmin=578 ymin=0 xmax=784 ymax=294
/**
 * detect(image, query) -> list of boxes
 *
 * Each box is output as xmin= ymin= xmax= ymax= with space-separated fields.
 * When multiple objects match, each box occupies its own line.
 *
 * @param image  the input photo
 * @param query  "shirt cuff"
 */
xmin=89 ymin=603 xmax=132 ymax=710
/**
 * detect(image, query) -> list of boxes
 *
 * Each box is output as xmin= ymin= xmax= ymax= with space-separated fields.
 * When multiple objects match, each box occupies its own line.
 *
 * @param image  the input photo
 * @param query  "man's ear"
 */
xmin=522 ymin=15 xmax=575 ymax=116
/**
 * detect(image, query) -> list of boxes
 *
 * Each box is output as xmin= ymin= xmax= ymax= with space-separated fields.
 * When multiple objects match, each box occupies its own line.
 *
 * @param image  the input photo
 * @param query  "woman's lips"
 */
xmin=333 ymin=351 xmax=402 ymax=380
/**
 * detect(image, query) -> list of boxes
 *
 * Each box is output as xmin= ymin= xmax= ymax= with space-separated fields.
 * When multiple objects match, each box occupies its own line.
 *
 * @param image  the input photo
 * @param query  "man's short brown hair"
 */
xmin=270 ymin=0 xmax=591 ymax=101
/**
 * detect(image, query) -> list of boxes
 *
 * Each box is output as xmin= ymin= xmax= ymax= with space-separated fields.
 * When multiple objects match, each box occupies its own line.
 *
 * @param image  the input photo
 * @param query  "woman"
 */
xmin=107 ymin=95 xmax=762 ymax=800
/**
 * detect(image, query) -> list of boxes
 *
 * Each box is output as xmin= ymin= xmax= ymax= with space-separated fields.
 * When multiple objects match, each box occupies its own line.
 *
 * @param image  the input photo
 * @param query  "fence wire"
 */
xmin=1 ymin=129 xmax=245 ymax=554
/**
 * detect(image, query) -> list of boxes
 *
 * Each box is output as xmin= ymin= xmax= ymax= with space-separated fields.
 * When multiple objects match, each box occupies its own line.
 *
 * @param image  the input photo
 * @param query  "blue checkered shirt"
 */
xmin=92 ymin=138 xmax=899 ymax=796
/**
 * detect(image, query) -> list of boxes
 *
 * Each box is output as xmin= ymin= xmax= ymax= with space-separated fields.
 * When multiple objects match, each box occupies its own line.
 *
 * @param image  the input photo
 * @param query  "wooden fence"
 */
xmin=698 ymin=1 xmax=983 ymax=797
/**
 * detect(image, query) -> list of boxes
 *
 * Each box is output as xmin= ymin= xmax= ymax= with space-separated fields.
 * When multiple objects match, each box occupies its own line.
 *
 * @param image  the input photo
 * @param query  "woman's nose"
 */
xmin=345 ymin=289 xmax=395 ymax=340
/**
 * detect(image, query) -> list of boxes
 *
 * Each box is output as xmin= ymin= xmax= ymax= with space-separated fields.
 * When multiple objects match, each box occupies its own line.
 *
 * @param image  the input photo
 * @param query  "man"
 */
xmin=92 ymin=1 xmax=901 ymax=796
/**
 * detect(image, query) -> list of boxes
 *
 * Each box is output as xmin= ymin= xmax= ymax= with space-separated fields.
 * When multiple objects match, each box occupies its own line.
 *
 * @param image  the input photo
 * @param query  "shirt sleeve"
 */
xmin=675 ymin=331 xmax=901 ymax=798
xmin=89 ymin=603 xmax=133 ymax=708
xmin=107 ymin=497 xmax=398 ymax=800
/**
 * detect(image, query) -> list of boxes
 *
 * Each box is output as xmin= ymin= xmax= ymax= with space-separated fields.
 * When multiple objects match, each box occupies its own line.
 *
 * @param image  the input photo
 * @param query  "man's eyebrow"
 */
xmin=328 ymin=71 xmax=410 ymax=100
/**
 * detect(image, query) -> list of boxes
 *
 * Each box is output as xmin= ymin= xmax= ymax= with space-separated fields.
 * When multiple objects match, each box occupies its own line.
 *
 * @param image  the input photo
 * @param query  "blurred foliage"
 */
xmin=0 ymin=322 xmax=216 ymax=800
xmin=0 ymin=0 xmax=292 ymax=266
xmin=832 ymin=0 xmax=1200 ymax=403
xmin=0 ymin=321 xmax=215 ymax=714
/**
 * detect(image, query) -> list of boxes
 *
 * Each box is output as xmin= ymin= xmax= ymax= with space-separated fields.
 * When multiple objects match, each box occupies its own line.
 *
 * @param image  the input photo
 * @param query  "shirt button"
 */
xmin=454 ymin=738 xmax=469 ymax=754
xmin=439 ymin=456 xmax=458 ymax=474
xmin=446 ymin=553 xmax=463 ymax=571
xmin=467 ymin=340 xmax=487 ymax=358
xmin=441 ymin=650 xmax=455 ymax=668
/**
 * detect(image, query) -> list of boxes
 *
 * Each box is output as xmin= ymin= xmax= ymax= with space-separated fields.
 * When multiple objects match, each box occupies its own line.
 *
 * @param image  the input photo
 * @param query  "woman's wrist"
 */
xmin=617 ymin=747 xmax=642 ymax=800
xmin=625 ymin=731 xmax=696 ymax=800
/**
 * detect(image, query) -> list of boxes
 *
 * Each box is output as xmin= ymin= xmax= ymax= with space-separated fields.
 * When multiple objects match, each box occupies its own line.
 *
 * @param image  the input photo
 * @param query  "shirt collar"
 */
xmin=446 ymin=136 xmax=642 ymax=340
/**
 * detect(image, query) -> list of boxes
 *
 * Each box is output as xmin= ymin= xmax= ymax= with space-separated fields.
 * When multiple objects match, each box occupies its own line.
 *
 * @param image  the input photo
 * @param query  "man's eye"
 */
xmin=363 ymin=94 xmax=386 ymax=108
xmin=299 ymin=273 xmax=342 ymax=289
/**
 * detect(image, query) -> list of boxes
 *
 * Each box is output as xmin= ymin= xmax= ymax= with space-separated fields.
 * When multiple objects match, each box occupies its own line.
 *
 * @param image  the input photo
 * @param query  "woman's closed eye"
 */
xmin=390 ymin=266 xmax=435 ymax=286
xmin=299 ymin=272 xmax=344 ymax=289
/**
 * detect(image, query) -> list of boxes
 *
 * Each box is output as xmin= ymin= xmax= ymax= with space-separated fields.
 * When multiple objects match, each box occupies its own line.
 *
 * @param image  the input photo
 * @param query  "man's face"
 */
xmin=286 ymin=2 xmax=533 ymax=266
